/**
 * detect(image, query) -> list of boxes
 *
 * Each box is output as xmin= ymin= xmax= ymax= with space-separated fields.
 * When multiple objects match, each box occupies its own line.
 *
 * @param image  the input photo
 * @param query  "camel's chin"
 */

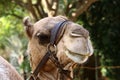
xmin=65 ymin=50 xmax=88 ymax=64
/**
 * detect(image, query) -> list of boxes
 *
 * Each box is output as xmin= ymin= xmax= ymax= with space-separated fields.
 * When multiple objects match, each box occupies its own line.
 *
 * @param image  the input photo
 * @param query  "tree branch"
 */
xmin=39 ymin=1 xmax=48 ymax=17
xmin=13 ymin=0 xmax=39 ymax=21
xmin=27 ymin=0 xmax=38 ymax=21
xmin=13 ymin=0 xmax=25 ymax=7
xmin=46 ymin=0 xmax=55 ymax=11
xmin=34 ymin=4 xmax=43 ymax=18
xmin=70 ymin=0 xmax=98 ymax=21
xmin=65 ymin=2 xmax=71 ymax=16
xmin=53 ymin=0 xmax=59 ymax=16
xmin=11 ymin=13 xmax=23 ymax=19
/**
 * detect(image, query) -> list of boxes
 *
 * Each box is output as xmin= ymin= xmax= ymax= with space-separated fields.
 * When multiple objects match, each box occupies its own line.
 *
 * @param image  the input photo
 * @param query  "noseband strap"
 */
xmin=50 ymin=20 xmax=69 ymax=45
xmin=29 ymin=20 xmax=72 ymax=80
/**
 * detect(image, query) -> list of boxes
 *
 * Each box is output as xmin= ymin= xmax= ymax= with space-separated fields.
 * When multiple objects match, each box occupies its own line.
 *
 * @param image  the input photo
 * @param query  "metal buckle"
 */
xmin=47 ymin=43 xmax=57 ymax=53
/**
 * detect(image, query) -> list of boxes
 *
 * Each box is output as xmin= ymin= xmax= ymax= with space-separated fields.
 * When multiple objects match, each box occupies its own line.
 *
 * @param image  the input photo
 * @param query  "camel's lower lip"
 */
xmin=65 ymin=49 xmax=88 ymax=64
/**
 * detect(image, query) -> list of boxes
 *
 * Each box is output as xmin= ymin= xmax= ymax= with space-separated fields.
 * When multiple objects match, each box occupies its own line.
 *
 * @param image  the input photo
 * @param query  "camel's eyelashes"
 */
xmin=37 ymin=33 xmax=50 ymax=44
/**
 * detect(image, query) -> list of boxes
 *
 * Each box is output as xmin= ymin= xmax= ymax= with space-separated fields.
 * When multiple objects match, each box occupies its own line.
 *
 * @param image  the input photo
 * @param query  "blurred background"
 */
xmin=0 ymin=0 xmax=120 ymax=80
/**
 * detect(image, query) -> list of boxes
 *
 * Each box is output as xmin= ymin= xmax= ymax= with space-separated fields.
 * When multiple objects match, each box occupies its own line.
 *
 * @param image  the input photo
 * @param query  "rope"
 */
xmin=80 ymin=66 xmax=120 ymax=70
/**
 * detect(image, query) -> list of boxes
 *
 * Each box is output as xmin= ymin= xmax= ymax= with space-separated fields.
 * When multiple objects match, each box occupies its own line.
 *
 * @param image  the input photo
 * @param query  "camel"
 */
xmin=0 ymin=56 xmax=23 ymax=80
xmin=23 ymin=16 xmax=94 ymax=80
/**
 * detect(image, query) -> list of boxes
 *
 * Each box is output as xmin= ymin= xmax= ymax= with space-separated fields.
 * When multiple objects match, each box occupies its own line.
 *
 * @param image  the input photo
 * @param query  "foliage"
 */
xmin=11 ymin=0 xmax=97 ymax=21
xmin=0 ymin=0 xmax=31 ymax=78
xmin=79 ymin=0 xmax=120 ymax=79
xmin=0 ymin=0 xmax=24 ymax=19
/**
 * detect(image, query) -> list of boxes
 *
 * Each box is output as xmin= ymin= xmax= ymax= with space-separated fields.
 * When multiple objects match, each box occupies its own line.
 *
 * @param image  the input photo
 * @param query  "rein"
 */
xmin=29 ymin=20 xmax=72 ymax=80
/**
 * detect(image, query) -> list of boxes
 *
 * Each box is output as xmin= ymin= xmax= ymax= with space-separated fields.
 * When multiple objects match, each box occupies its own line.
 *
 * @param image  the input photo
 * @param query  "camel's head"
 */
xmin=23 ymin=16 xmax=93 ymax=71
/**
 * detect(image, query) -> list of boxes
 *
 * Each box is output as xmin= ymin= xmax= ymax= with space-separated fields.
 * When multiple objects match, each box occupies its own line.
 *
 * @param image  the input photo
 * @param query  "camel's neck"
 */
xmin=38 ymin=68 xmax=58 ymax=80
xmin=37 ymin=62 xmax=76 ymax=80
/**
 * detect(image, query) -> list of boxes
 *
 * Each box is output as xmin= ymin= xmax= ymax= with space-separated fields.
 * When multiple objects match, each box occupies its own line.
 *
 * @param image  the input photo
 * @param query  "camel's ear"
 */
xmin=23 ymin=17 xmax=34 ymax=39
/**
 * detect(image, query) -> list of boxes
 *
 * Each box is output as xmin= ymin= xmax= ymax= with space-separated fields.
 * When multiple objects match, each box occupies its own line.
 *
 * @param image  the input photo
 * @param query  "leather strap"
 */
xmin=49 ymin=52 xmax=72 ymax=80
xmin=50 ymin=20 xmax=69 ymax=45
xmin=29 ymin=51 xmax=51 ymax=80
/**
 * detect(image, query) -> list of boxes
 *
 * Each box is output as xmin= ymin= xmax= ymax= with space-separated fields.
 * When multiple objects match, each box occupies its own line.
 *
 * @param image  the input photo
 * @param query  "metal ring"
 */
xmin=47 ymin=43 xmax=57 ymax=53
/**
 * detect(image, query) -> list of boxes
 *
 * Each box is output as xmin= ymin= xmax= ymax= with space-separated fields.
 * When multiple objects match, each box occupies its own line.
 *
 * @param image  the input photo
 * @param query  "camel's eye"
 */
xmin=36 ymin=33 xmax=50 ymax=44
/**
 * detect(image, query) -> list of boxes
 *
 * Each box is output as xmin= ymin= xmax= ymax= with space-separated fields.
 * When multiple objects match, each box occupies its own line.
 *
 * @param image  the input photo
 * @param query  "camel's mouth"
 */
xmin=65 ymin=48 xmax=89 ymax=64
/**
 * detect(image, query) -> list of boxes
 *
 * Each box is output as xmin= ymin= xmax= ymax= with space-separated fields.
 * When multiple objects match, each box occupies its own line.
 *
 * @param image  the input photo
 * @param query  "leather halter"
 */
xmin=50 ymin=20 xmax=68 ymax=45
xmin=29 ymin=20 xmax=72 ymax=80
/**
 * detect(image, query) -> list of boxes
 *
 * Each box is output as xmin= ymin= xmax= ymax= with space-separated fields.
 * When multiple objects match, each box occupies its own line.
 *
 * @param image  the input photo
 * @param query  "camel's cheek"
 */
xmin=28 ymin=39 xmax=46 ymax=70
xmin=56 ymin=40 xmax=73 ymax=65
